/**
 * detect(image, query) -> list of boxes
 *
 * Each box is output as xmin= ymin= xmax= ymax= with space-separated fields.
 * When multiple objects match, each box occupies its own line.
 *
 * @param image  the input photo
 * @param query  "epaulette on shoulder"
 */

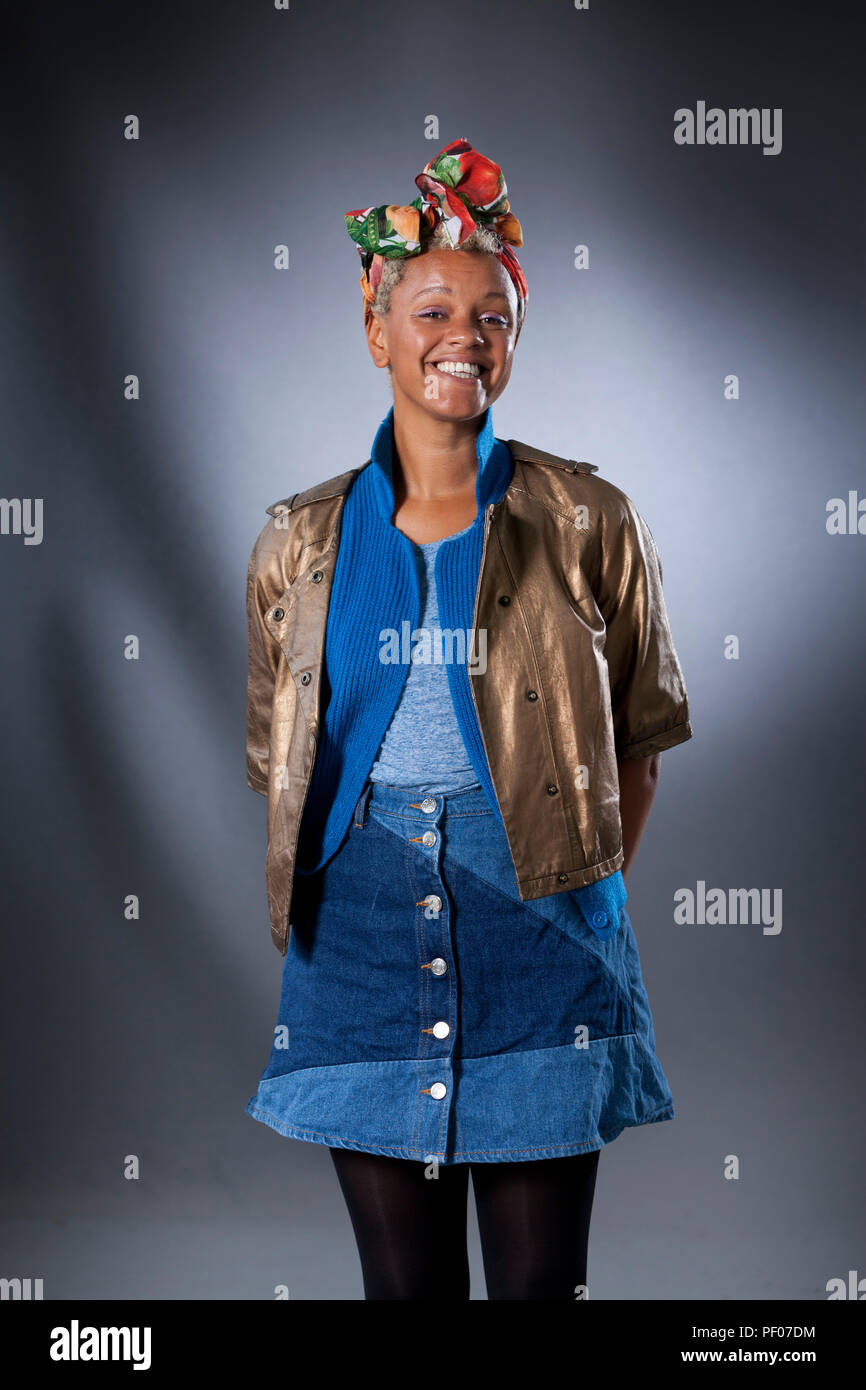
xmin=265 ymin=465 xmax=364 ymax=518
xmin=507 ymin=440 xmax=598 ymax=475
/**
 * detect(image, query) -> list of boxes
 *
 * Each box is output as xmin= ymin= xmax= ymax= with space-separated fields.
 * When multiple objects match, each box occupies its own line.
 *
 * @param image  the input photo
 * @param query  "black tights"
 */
xmin=329 ymin=1146 xmax=600 ymax=1300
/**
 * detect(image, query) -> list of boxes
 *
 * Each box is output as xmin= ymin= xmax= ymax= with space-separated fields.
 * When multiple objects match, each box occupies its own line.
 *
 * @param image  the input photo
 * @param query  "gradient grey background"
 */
xmin=2 ymin=0 xmax=863 ymax=1300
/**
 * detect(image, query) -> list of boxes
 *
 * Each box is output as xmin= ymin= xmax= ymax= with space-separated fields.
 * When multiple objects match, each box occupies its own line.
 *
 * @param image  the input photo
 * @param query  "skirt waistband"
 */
xmin=352 ymin=778 xmax=493 ymax=827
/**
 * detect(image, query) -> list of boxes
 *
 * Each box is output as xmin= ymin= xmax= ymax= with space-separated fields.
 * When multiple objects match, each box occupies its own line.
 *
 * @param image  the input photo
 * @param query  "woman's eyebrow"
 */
xmin=410 ymin=284 xmax=510 ymax=301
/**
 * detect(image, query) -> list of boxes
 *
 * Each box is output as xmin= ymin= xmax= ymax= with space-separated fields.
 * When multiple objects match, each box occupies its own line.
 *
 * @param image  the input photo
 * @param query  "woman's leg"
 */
xmin=329 ymin=1147 xmax=472 ymax=1300
xmin=471 ymin=1150 xmax=601 ymax=1301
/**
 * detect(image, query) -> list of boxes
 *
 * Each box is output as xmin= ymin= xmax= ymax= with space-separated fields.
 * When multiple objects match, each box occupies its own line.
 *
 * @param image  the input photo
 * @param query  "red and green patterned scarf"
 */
xmin=345 ymin=137 xmax=528 ymax=328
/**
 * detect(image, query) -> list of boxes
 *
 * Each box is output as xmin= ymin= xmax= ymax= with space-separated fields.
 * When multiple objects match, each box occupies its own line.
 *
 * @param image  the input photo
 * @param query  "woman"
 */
xmin=244 ymin=138 xmax=693 ymax=1300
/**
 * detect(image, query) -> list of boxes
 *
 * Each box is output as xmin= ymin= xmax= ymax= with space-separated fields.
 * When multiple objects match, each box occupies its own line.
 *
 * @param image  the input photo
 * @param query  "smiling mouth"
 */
xmin=427 ymin=360 xmax=486 ymax=382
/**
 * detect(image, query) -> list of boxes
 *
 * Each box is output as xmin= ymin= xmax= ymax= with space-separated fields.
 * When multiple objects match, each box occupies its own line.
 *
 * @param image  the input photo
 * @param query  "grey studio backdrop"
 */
xmin=2 ymin=0 xmax=863 ymax=1301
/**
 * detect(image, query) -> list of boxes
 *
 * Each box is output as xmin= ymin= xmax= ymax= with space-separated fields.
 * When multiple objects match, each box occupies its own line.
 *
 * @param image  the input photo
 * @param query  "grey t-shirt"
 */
xmin=369 ymin=525 xmax=482 ymax=792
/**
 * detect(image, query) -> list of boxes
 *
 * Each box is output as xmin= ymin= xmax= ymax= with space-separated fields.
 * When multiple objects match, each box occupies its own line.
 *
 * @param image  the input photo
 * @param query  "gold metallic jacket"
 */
xmin=247 ymin=440 xmax=693 ymax=955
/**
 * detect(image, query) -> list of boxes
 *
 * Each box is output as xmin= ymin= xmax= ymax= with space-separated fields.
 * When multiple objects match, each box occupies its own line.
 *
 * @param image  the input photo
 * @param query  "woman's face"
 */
xmin=365 ymin=247 xmax=520 ymax=423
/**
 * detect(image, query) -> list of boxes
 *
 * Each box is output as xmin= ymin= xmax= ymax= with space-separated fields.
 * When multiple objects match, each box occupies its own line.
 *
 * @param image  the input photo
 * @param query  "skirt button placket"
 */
xmin=409 ymin=792 xmax=455 ymax=1159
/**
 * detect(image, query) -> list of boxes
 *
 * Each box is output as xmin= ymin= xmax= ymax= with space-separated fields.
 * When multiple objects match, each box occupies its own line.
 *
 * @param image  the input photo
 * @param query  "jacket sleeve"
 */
xmin=246 ymin=535 xmax=279 ymax=795
xmin=596 ymin=494 xmax=693 ymax=760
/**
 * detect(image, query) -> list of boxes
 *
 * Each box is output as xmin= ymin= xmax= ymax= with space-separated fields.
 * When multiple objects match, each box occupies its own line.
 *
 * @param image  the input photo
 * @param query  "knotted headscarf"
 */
xmin=345 ymin=137 xmax=528 ymax=329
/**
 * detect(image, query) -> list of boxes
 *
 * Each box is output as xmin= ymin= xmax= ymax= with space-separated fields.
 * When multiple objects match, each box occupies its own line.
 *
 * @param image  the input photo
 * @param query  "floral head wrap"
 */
xmin=345 ymin=137 xmax=528 ymax=329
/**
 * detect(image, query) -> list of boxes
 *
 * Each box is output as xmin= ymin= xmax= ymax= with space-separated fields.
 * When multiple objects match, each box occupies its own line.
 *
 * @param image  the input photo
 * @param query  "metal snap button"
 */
xmin=546 ymin=784 xmax=558 ymax=796
xmin=526 ymin=690 xmax=538 ymax=701
xmin=300 ymin=672 xmax=311 ymax=685
xmin=429 ymin=1082 xmax=447 ymax=1100
xmin=272 ymin=608 xmax=285 ymax=621
xmin=421 ymin=830 xmax=436 ymax=847
xmin=311 ymin=570 xmax=323 ymax=583
xmin=423 ymin=895 xmax=443 ymax=915
xmin=432 ymin=1021 xmax=450 ymax=1039
xmin=498 ymin=594 xmax=511 ymax=606
xmin=558 ymin=873 xmax=568 ymax=883
xmin=421 ymin=796 xmax=436 ymax=813
xmin=430 ymin=958 xmax=447 ymax=976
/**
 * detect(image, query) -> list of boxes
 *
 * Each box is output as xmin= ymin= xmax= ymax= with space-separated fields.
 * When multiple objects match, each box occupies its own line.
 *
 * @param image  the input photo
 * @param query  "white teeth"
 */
xmin=433 ymin=361 xmax=481 ymax=378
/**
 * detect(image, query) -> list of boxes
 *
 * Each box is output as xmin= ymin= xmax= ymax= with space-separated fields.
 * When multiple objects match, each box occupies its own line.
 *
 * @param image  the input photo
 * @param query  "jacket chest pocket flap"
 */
xmin=263 ymin=550 xmax=335 ymax=679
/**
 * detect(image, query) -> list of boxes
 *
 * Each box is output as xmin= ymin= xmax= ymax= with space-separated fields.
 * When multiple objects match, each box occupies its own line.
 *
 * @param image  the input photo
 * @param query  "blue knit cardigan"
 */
xmin=295 ymin=403 xmax=627 ymax=935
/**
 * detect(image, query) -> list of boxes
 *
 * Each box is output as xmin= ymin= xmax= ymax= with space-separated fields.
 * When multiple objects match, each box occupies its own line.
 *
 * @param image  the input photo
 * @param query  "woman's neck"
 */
xmin=390 ymin=391 xmax=484 ymax=503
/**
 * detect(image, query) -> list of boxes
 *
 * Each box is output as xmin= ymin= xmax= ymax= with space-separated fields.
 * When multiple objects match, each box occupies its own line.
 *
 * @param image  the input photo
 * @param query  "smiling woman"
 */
xmin=244 ymin=137 xmax=693 ymax=1302
xmin=363 ymin=237 xmax=523 ymax=543
xmin=367 ymin=234 xmax=518 ymax=402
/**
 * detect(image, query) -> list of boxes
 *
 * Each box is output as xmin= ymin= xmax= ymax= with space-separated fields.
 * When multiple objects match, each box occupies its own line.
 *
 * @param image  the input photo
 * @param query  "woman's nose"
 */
xmin=447 ymin=320 xmax=484 ymax=343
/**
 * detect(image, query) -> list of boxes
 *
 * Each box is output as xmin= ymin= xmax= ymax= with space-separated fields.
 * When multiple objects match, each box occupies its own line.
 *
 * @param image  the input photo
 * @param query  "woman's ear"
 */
xmin=364 ymin=310 xmax=390 ymax=370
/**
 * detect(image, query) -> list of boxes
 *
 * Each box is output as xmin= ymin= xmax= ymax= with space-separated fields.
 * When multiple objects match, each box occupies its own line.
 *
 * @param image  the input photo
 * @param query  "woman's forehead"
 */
xmin=395 ymin=249 xmax=517 ymax=303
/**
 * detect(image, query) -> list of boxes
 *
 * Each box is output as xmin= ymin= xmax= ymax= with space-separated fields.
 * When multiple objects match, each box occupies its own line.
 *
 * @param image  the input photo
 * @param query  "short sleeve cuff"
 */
xmin=617 ymin=718 xmax=693 ymax=760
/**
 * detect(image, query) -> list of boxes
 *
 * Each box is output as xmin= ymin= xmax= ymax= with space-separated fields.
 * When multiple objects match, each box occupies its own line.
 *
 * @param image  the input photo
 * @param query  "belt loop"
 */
xmin=353 ymin=779 xmax=373 ymax=829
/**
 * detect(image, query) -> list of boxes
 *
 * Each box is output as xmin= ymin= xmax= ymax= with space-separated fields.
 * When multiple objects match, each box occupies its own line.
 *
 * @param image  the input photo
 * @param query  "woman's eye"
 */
xmin=417 ymin=310 xmax=508 ymax=325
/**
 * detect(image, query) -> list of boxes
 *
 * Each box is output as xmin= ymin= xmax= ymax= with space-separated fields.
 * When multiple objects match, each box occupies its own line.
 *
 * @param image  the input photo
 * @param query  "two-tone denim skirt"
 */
xmin=245 ymin=778 xmax=675 ymax=1164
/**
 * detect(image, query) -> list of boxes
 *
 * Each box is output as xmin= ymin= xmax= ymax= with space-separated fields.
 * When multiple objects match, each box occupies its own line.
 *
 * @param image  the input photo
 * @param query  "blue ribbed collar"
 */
xmin=367 ymin=404 xmax=513 ymax=528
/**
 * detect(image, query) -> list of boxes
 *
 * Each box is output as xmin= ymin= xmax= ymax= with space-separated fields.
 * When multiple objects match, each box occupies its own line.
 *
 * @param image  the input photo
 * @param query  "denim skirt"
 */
xmin=245 ymin=778 xmax=675 ymax=1164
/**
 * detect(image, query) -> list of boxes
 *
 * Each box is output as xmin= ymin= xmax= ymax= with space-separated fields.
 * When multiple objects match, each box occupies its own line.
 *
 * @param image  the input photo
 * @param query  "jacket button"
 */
xmin=300 ymin=672 xmax=311 ymax=685
xmin=558 ymin=873 xmax=568 ymax=883
xmin=432 ymin=1021 xmax=450 ymax=1039
xmin=430 ymin=957 xmax=448 ymax=976
xmin=311 ymin=570 xmax=323 ymax=583
xmin=526 ymin=689 xmax=538 ymax=701
xmin=498 ymin=594 xmax=511 ymax=606
xmin=546 ymin=784 xmax=558 ymax=796
xmin=592 ymin=911 xmax=608 ymax=927
xmin=272 ymin=607 xmax=285 ymax=621
xmin=429 ymin=1082 xmax=447 ymax=1100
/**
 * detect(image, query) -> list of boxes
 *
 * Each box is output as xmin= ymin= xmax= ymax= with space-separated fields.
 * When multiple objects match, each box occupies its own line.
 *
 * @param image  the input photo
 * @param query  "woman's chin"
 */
xmin=416 ymin=385 xmax=491 ymax=420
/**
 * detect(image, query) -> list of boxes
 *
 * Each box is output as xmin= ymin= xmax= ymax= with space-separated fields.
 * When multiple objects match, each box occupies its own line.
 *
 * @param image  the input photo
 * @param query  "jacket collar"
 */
xmin=366 ymin=404 xmax=514 ymax=527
